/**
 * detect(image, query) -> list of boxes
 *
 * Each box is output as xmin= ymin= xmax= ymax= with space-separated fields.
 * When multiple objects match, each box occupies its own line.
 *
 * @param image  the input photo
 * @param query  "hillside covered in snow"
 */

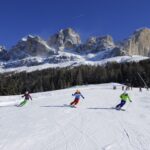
xmin=0 ymin=83 xmax=150 ymax=150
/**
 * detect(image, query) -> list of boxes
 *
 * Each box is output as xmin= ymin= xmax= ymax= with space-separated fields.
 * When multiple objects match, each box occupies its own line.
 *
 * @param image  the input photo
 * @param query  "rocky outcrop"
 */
xmin=47 ymin=28 xmax=81 ymax=51
xmin=76 ymin=35 xmax=115 ymax=53
xmin=9 ymin=35 xmax=56 ymax=60
xmin=123 ymin=28 xmax=150 ymax=56
xmin=0 ymin=46 xmax=10 ymax=61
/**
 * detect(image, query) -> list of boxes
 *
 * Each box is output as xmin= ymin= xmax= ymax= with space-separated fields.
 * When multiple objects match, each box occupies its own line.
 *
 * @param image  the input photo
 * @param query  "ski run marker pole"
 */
xmin=137 ymin=72 xmax=148 ymax=88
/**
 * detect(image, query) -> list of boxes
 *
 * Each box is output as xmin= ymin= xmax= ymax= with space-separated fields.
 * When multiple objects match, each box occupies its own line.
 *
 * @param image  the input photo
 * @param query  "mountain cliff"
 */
xmin=9 ymin=35 xmax=56 ymax=60
xmin=47 ymin=28 xmax=81 ymax=51
xmin=0 ymin=46 xmax=9 ymax=61
xmin=123 ymin=28 xmax=150 ymax=56
xmin=77 ymin=35 xmax=115 ymax=53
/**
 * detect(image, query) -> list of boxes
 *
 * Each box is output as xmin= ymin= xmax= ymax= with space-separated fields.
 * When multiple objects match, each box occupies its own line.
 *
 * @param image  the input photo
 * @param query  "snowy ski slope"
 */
xmin=0 ymin=83 xmax=150 ymax=150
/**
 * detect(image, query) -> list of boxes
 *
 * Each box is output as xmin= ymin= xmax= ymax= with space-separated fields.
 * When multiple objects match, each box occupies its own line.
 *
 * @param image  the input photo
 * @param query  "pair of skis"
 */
xmin=16 ymin=100 xmax=28 ymax=107
xmin=112 ymin=107 xmax=125 ymax=111
xmin=64 ymin=104 xmax=77 ymax=108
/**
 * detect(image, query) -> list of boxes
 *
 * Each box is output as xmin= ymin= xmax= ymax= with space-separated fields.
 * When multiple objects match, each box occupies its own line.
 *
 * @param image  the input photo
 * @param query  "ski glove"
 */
xmin=82 ymin=96 xmax=85 ymax=99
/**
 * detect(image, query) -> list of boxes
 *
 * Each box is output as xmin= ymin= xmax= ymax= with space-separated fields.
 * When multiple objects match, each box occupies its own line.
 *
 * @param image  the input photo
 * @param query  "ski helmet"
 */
xmin=76 ymin=90 xmax=80 ymax=93
xmin=25 ymin=91 xmax=29 ymax=94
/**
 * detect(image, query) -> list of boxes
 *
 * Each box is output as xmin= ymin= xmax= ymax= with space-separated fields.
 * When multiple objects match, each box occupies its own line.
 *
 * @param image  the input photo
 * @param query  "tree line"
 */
xmin=0 ymin=59 xmax=150 ymax=95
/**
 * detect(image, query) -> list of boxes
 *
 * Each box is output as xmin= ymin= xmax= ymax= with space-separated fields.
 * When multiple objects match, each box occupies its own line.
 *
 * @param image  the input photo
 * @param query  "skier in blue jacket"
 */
xmin=70 ymin=90 xmax=84 ymax=106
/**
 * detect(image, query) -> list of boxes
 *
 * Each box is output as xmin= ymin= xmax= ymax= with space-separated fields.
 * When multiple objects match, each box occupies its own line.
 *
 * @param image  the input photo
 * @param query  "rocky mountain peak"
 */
xmin=133 ymin=27 xmax=150 ymax=35
xmin=123 ymin=28 xmax=150 ymax=56
xmin=77 ymin=35 xmax=115 ymax=53
xmin=0 ymin=46 xmax=10 ymax=61
xmin=0 ymin=45 xmax=5 ymax=52
xmin=9 ymin=35 xmax=56 ymax=60
xmin=21 ymin=35 xmax=45 ymax=43
xmin=88 ymin=35 xmax=114 ymax=48
xmin=47 ymin=28 xmax=81 ymax=51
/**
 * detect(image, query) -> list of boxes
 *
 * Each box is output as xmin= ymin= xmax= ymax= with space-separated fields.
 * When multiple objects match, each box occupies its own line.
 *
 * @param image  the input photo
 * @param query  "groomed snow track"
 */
xmin=0 ymin=83 xmax=150 ymax=150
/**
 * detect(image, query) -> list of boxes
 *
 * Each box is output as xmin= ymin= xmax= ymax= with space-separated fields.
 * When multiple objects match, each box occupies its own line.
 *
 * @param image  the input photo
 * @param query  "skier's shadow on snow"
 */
xmin=40 ymin=104 xmax=71 ymax=108
xmin=88 ymin=107 xmax=115 ymax=110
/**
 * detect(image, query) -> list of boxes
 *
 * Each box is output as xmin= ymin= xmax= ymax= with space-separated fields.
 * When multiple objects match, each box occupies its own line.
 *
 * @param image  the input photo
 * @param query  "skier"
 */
xmin=18 ymin=91 xmax=32 ymax=107
xmin=70 ymin=90 xmax=84 ymax=107
xmin=113 ymin=85 xmax=117 ymax=90
xmin=146 ymin=86 xmax=149 ymax=91
xmin=115 ymin=92 xmax=132 ymax=110
xmin=139 ymin=87 xmax=142 ymax=92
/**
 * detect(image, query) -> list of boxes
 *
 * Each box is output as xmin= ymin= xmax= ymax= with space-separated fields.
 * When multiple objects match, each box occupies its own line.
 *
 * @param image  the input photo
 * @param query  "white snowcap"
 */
xmin=21 ymin=35 xmax=35 ymax=42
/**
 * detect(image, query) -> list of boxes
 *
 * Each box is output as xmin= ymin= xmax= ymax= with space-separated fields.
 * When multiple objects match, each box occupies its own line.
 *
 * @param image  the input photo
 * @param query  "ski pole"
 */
xmin=126 ymin=102 xmax=131 ymax=110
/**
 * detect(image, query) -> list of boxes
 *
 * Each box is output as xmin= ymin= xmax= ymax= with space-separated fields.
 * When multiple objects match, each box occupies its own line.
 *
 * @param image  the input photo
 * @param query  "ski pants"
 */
xmin=70 ymin=98 xmax=79 ymax=105
xmin=19 ymin=99 xmax=28 ymax=106
xmin=116 ymin=100 xmax=126 ymax=108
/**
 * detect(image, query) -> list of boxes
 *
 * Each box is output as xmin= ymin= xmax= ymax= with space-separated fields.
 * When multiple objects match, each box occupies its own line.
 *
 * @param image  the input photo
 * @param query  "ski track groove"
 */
xmin=78 ymin=110 xmax=95 ymax=149
xmin=131 ymin=128 xmax=148 ymax=150
xmin=123 ymin=128 xmax=136 ymax=149
xmin=64 ymin=108 xmax=87 ymax=150
xmin=109 ymin=108 xmax=139 ymax=150
xmin=120 ymin=117 xmax=147 ymax=150
xmin=116 ymin=117 xmax=134 ymax=149
xmin=72 ymin=109 xmax=85 ymax=150
xmin=106 ymin=109 xmax=125 ymax=150
xmin=113 ymin=110 xmax=145 ymax=150
xmin=53 ymin=107 xmax=81 ymax=150
xmin=71 ymin=109 xmax=100 ymax=150
xmin=63 ymin=105 xmax=94 ymax=149
xmin=53 ymin=114 xmax=69 ymax=150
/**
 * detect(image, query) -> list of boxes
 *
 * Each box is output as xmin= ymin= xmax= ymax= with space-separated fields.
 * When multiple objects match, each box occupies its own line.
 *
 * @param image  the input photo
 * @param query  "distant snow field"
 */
xmin=0 ymin=83 xmax=150 ymax=150
xmin=0 ymin=55 xmax=148 ymax=73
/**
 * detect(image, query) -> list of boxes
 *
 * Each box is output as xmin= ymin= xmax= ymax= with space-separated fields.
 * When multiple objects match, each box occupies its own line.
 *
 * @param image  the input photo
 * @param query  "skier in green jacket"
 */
xmin=115 ymin=92 xmax=132 ymax=110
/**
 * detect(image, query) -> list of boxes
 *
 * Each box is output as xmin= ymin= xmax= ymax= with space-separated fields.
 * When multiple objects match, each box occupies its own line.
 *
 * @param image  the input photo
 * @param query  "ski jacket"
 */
xmin=22 ymin=93 xmax=32 ymax=100
xmin=72 ymin=92 xmax=84 ymax=100
xmin=120 ymin=93 xmax=131 ymax=102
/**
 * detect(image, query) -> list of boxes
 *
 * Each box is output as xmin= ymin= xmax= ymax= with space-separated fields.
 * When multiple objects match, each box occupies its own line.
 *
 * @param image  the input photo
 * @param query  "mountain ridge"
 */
xmin=0 ymin=27 xmax=150 ymax=72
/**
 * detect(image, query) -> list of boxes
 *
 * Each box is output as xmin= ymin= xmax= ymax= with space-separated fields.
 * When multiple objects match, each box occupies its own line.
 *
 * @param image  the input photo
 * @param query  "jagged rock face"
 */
xmin=0 ymin=46 xmax=10 ymax=61
xmin=109 ymin=47 xmax=125 ymax=57
xmin=9 ymin=35 xmax=56 ymax=60
xmin=123 ymin=28 xmax=150 ymax=56
xmin=76 ymin=35 xmax=115 ymax=53
xmin=47 ymin=28 xmax=81 ymax=51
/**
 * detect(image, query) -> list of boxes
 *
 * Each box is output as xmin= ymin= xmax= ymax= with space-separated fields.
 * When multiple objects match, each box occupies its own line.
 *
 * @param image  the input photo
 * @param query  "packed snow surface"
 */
xmin=0 ymin=83 xmax=150 ymax=150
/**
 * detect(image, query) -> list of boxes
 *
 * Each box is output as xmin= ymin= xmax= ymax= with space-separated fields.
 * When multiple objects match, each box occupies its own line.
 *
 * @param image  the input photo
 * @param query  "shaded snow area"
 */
xmin=0 ymin=83 xmax=150 ymax=150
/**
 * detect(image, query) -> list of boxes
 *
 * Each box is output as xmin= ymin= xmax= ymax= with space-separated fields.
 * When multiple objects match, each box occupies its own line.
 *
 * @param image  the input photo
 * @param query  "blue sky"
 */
xmin=0 ymin=0 xmax=150 ymax=48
